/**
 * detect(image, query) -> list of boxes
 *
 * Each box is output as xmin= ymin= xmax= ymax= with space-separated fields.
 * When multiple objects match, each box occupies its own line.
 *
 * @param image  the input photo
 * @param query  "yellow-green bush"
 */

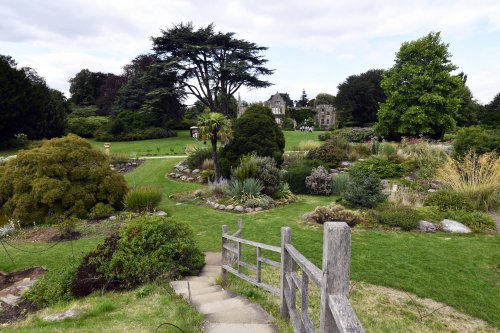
xmin=0 ymin=134 xmax=127 ymax=226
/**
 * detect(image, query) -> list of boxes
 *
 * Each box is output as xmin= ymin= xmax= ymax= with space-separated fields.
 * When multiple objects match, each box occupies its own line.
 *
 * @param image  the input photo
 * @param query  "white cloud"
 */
xmin=1 ymin=0 xmax=499 ymax=102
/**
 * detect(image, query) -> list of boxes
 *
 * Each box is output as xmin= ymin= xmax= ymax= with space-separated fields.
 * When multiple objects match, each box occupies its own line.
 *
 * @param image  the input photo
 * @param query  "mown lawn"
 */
xmin=126 ymin=158 xmax=500 ymax=328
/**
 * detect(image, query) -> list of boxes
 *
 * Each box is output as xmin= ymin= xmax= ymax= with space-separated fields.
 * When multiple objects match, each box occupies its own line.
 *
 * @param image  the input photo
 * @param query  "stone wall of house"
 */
xmin=314 ymin=104 xmax=336 ymax=129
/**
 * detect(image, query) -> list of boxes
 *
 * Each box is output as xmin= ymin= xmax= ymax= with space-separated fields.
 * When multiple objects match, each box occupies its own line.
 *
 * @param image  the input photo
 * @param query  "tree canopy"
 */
xmin=375 ymin=32 xmax=462 ymax=139
xmin=314 ymin=93 xmax=336 ymax=106
xmin=0 ymin=55 xmax=68 ymax=144
xmin=336 ymin=69 xmax=386 ymax=127
xmin=152 ymin=22 xmax=273 ymax=116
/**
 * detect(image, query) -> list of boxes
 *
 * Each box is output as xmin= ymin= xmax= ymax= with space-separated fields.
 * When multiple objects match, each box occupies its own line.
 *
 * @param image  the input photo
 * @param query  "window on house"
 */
xmin=321 ymin=119 xmax=324 ymax=125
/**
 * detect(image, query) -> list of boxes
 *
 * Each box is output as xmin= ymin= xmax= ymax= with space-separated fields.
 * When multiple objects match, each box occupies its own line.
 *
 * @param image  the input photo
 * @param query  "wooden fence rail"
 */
xmin=221 ymin=221 xmax=364 ymax=333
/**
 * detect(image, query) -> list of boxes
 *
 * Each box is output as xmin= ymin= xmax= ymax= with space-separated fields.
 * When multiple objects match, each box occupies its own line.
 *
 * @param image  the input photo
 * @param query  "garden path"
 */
xmin=170 ymin=252 xmax=278 ymax=333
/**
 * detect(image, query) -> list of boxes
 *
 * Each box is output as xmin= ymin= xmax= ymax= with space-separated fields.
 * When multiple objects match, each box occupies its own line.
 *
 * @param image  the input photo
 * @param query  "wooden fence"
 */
xmin=221 ymin=221 xmax=364 ymax=333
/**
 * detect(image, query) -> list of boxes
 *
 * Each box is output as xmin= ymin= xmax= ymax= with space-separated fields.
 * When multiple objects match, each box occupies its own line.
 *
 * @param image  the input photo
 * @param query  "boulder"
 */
xmin=225 ymin=205 xmax=234 ymax=210
xmin=245 ymin=208 xmax=253 ymax=213
xmin=417 ymin=220 xmax=437 ymax=233
xmin=43 ymin=310 xmax=81 ymax=321
xmin=155 ymin=211 xmax=168 ymax=217
xmin=109 ymin=216 xmax=117 ymax=221
xmin=192 ymin=169 xmax=200 ymax=174
xmin=0 ymin=294 xmax=20 ymax=306
xmin=234 ymin=205 xmax=244 ymax=212
xmin=180 ymin=176 xmax=187 ymax=181
xmin=340 ymin=161 xmax=354 ymax=167
xmin=187 ymin=177 xmax=194 ymax=182
xmin=185 ymin=168 xmax=192 ymax=174
xmin=441 ymin=219 xmax=472 ymax=233
xmin=218 ymin=205 xmax=226 ymax=210
xmin=213 ymin=203 xmax=220 ymax=209
xmin=255 ymin=207 xmax=263 ymax=212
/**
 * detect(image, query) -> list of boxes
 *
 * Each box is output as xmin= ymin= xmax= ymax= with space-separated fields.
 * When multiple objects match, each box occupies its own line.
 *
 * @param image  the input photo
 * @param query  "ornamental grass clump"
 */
xmin=302 ymin=204 xmax=364 ymax=227
xmin=124 ymin=185 xmax=163 ymax=212
xmin=436 ymin=152 xmax=500 ymax=211
xmin=225 ymin=178 xmax=264 ymax=203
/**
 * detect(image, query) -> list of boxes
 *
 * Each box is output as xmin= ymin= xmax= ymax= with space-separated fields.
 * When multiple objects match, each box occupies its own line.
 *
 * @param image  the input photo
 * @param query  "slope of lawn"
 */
xmin=126 ymin=158 xmax=500 ymax=328
xmin=283 ymin=130 xmax=324 ymax=150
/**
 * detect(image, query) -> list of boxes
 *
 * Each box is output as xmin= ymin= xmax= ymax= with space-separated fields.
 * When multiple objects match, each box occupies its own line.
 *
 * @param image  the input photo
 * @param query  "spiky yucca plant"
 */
xmin=436 ymin=152 xmax=500 ymax=211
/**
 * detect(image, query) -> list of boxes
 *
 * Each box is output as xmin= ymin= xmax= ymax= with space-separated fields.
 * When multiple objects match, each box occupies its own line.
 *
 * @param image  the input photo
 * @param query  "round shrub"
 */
xmin=306 ymin=138 xmax=349 ymax=168
xmin=336 ymin=127 xmax=373 ymax=143
xmin=424 ymin=190 xmax=474 ymax=212
xmin=375 ymin=206 xmax=421 ymax=231
xmin=344 ymin=171 xmax=386 ymax=208
xmin=453 ymin=126 xmax=500 ymax=157
xmin=124 ymin=185 xmax=163 ymax=212
xmin=253 ymin=155 xmax=282 ymax=197
xmin=0 ymin=134 xmax=127 ymax=226
xmin=67 ymin=116 xmax=109 ymax=138
xmin=305 ymin=166 xmax=333 ymax=195
xmin=73 ymin=216 xmax=204 ymax=296
xmin=302 ymin=204 xmax=364 ymax=227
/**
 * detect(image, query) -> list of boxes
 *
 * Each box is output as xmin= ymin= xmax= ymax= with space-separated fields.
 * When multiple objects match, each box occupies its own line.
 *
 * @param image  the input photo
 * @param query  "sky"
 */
xmin=1 ymin=0 xmax=499 ymax=105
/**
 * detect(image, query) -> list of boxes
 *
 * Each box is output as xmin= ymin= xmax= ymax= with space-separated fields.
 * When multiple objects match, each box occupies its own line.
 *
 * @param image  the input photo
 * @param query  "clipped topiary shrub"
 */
xmin=302 ymin=204 xmax=364 ymax=227
xmin=72 ymin=215 xmax=204 ymax=296
xmin=0 ymin=134 xmax=127 ymax=226
xmin=124 ymin=185 xmax=163 ymax=212
xmin=344 ymin=171 xmax=386 ymax=208
xmin=375 ymin=206 xmax=421 ymax=231
xmin=424 ymin=190 xmax=474 ymax=212
xmin=305 ymin=166 xmax=333 ymax=195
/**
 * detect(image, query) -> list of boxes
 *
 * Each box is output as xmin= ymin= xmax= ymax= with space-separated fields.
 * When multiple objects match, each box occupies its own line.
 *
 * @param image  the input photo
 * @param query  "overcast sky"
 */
xmin=1 ymin=0 xmax=499 ymax=105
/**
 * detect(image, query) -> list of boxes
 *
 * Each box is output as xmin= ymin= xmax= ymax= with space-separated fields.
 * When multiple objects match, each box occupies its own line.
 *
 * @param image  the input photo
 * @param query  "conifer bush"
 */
xmin=0 ymin=134 xmax=127 ymax=226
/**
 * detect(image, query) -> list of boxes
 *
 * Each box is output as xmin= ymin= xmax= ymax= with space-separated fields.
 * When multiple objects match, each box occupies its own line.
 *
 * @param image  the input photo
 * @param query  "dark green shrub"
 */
xmin=344 ymin=171 xmax=386 ymax=208
xmin=219 ymin=104 xmax=285 ymax=177
xmin=0 ymin=134 xmax=127 ymax=226
xmin=186 ymin=147 xmax=212 ymax=169
xmin=302 ymin=204 xmax=364 ymax=227
xmin=318 ymin=132 xmax=334 ymax=141
xmin=306 ymin=138 xmax=349 ymax=167
xmin=124 ymin=185 xmax=163 ymax=212
xmin=350 ymin=157 xmax=406 ymax=179
xmin=305 ymin=166 xmax=333 ymax=195
xmin=424 ymin=190 xmax=474 ymax=212
xmin=453 ymin=126 xmax=500 ymax=157
xmin=284 ymin=160 xmax=325 ymax=194
xmin=375 ymin=206 xmax=421 ymax=231
xmin=94 ymin=125 xmax=176 ymax=142
xmin=73 ymin=216 xmax=204 ymax=295
xmin=26 ymin=261 xmax=79 ymax=307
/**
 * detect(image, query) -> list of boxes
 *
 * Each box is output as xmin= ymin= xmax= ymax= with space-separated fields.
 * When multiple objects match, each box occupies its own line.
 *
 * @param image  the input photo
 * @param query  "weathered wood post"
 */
xmin=319 ymin=222 xmax=351 ymax=333
xmin=221 ymin=225 xmax=228 ymax=282
xmin=280 ymin=227 xmax=291 ymax=318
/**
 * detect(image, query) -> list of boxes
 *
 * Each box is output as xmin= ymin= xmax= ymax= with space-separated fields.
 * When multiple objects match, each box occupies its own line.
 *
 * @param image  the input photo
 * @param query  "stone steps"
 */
xmin=170 ymin=252 xmax=277 ymax=333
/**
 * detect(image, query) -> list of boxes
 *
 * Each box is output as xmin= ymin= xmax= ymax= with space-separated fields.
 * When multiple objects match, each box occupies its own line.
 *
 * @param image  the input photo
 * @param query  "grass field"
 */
xmin=2 ymin=158 xmax=499 ymax=332
xmin=0 ymin=130 xmax=324 ymax=157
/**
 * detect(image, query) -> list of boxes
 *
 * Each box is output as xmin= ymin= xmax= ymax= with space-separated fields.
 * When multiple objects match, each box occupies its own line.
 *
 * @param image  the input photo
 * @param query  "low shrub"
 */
xmin=225 ymin=178 xmax=264 ymax=203
xmin=336 ymin=127 xmax=373 ymax=143
xmin=306 ymin=137 xmax=350 ymax=168
xmin=186 ymin=147 xmax=212 ymax=170
xmin=436 ymin=151 xmax=500 ymax=211
xmin=377 ymin=142 xmax=397 ymax=158
xmin=0 ymin=220 xmax=17 ymax=239
xmin=302 ymin=204 xmax=364 ymax=227
xmin=94 ymin=126 xmax=176 ymax=142
xmin=89 ymin=203 xmax=115 ymax=218
xmin=318 ymin=132 xmax=334 ymax=141
xmin=331 ymin=173 xmax=350 ymax=196
xmin=418 ymin=207 xmax=495 ymax=233
xmin=344 ymin=171 xmax=386 ymax=208
xmin=201 ymin=158 xmax=214 ymax=171
xmin=347 ymin=143 xmax=371 ymax=160
xmin=72 ymin=216 xmax=204 ymax=296
xmin=109 ymin=153 xmax=130 ymax=164
xmin=424 ymin=190 xmax=474 ymax=212
xmin=375 ymin=206 xmax=422 ymax=231
xmin=253 ymin=155 xmax=283 ymax=197
xmin=453 ymin=126 xmax=500 ymax=157
xmin=275 ymin=182 xmax=295 ymax=200
xmin=208 ymin=178 xmax=229 ymax=197
xmin=67 ymin=116 xmax=109 ymax=138
xmin=243 ymin=196 xmax=275 ymax=209
xmin=305 ymin=166 xmax=333 ymax=195
xmin=232 ymin=155 xmax=257 ymax=181
xmin=283 ymin=160 xmax=325 ymax=194
xmin=350 ymin=157 xmax=407 ymax=179
xmin=27 ymin=261 xmax=79 ymax=307
xmin=388 ymin=186 xmax=426 ymax=208
xmin=124 ymin=185 xmax=163 ymax=212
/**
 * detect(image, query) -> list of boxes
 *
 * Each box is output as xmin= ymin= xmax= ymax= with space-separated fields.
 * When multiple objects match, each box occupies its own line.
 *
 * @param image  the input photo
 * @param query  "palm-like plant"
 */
xmin=197 ymin=112 xmax=232 ymax=181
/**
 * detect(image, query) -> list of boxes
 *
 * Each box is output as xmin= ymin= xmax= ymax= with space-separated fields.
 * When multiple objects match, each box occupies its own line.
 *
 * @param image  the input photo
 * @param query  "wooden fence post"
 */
xmin=221 ymin=225 xmax=228 ymax=282
xmin=319 ymin=222 xmax=351 ymax=333
xmin=280 ymin=227 xmax=291 ymax=318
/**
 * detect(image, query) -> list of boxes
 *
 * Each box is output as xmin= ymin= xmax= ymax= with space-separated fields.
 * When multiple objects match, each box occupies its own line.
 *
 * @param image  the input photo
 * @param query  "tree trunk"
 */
xmin=211 ymin=130 xmax=219 ymax=182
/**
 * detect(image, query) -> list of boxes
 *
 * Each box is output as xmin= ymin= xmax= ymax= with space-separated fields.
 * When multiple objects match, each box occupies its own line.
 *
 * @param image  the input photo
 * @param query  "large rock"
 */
xmin=43 ymin=310 xmax=81 ymax=321
xmin=155 ymin=210 xmax=168 ymax=217
xmin=418 ymin=220 xmax=437 ymax=233
xmin=192 ymin=169 xmax=200 ymax=174
xmin=234 ymin=206 xmax=244 ymax=212
xmin=225 ymin=205 xmax=234 ymax=211
xmin=441 ymin=219 xmax=472 ymax=233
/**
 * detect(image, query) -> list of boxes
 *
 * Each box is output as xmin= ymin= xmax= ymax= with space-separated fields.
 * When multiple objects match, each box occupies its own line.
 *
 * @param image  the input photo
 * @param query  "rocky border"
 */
xmin=167 ymin=161 xmax=204 ymax=183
